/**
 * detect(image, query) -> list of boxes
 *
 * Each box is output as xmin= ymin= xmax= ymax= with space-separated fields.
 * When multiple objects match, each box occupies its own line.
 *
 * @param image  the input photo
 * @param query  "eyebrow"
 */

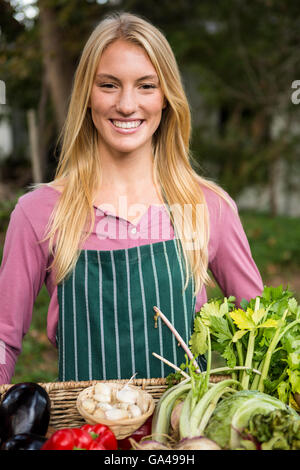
xmin=95 ymin=73 xmax=159 ymax=83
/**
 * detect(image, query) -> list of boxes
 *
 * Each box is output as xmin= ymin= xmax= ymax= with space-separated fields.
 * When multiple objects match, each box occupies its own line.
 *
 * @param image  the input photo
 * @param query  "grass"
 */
xmin=11 ymin=285 xmax=58 ymax=384
xmin=0 ymin=197 xmax=299 ymax=383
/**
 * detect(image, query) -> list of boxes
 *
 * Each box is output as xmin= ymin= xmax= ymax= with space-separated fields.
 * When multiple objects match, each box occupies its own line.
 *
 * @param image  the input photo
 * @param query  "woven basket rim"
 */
xmin=0 ymin=377 xmax=168 ymax=395
xmin=0 ymin=374 xmax=230 ymax=396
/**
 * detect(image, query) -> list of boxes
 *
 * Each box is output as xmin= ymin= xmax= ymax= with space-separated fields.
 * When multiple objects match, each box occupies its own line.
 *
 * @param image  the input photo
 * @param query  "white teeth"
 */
xmin=112 ymin=120 xmax=142 ymax=129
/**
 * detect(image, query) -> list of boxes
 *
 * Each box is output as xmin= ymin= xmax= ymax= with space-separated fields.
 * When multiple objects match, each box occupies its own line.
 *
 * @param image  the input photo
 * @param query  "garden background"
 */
xmin=0 ymin=0 xmax=300 ymax=383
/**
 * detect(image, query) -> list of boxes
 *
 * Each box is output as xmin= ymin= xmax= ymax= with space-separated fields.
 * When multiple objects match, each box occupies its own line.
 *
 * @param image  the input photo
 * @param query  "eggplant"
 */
xmin=1 ymin=382 xmax=51 ymax=438
xmin=0 ymin=404 xmax=12 ymax=446
xmin=1 ymin=433 xmax=47 ymax=450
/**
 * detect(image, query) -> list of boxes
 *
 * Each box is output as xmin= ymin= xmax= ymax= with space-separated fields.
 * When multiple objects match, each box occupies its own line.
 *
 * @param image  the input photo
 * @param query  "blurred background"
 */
xmin=0 ymin=0 xmax=300 ymax=383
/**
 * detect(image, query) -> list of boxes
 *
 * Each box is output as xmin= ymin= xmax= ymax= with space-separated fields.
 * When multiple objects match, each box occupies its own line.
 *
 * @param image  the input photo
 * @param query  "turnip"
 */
xmin=130 ymin=439 xmax=171 ymax=450
xmin=175 ymin=437 xmax=221 ymax=450
xmin=170 ymin=400 xmax=184 ymax=432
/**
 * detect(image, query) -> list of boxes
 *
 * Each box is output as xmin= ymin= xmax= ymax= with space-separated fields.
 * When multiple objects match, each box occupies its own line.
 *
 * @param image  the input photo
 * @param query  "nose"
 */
xmin=115 ymin=88 xmax=137 ymax=115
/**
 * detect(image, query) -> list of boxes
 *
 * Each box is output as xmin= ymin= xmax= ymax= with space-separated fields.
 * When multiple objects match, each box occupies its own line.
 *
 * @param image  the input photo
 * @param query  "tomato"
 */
xmin=117 ymin=416 xmax=153 ymax=450
xmin=41 ymin=429 xmax=75 ymax=450
xmin=80 ymin=423 xmax=117 ymax=450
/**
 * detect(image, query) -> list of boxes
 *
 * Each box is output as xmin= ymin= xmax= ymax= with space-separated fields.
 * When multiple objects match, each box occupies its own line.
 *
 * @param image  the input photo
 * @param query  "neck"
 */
xmin=98 ymin=145 xmax=156 ymax=192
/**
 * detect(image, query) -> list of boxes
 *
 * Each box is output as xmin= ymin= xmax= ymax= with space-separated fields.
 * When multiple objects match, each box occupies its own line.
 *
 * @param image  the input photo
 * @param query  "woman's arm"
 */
xmin=208 ymin=193 xmax=263 ymax=307
xmin=0 ymin=203 xmax=48 ymax=384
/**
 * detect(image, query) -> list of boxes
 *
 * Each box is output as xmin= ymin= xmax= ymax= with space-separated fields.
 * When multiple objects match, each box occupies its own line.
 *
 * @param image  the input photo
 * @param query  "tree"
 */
xmin=1 ymin=0 xmax=300 ymax=211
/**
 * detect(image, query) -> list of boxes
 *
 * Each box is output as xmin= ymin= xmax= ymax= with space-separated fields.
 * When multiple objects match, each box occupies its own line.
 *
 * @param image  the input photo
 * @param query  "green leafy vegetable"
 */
xmin=204 ymin=390 xmax=299 ymax=449
xmin=241 ymin=409 xmax=300 ymax=450
xmin=190 ymin=285 xmax=300 ymax=409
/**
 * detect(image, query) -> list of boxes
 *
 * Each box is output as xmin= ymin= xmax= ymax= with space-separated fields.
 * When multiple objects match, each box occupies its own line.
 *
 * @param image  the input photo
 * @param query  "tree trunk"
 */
xmin=37 ymin=71 xmax=49 ymax=181
xmin=38 ymin=0 xmax=74 ymax=130
xmin=27 ymin=109 xmax=43 ymax=183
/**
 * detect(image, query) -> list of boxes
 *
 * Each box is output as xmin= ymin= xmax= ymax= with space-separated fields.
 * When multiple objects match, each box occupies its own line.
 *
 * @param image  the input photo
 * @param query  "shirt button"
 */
xmin=131 ymin=227 xmax=137 ymax=234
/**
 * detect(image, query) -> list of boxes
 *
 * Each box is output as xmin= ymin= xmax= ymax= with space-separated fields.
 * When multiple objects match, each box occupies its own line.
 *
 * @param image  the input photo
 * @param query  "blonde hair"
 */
xmin=36 ymin=11 xmax=234 ymax=295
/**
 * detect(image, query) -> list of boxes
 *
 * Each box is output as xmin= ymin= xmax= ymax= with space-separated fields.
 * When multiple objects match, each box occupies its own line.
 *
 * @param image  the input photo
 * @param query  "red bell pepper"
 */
xmin=69 ymin=428 xmax=94 ymax=449
xmin=41 ymin=429 xmax=76 ymax=450
xmin=80 ymin=423 xmax=117 ymax=450
xmin=41 ymin=423 xmax=117 ymax=450
xmin=87 ymin=439 xmax=107 ymax=450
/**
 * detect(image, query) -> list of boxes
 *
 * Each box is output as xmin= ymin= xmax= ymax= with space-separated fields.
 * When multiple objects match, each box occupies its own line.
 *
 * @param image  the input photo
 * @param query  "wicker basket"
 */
xmin=0 ymin=375 xmax=227 ymax=433
xmin=0 ymin=378 xmax=168 ymax=431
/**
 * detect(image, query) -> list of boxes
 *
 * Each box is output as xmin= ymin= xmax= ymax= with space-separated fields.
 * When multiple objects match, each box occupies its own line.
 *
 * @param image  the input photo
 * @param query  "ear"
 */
xmin=162 ymin=97 xmax=168 ymax=109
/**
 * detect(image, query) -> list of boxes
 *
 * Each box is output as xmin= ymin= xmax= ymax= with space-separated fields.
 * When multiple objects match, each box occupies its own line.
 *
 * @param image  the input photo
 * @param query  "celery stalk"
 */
xmin=250 ymin=359 xmax=263 ymax=390
xmin=241 ymin=297 xmax=260 ymax=389
xmin=241 ymin=329 xmax=256 ymax=389
xmin=257 ymin=309 xmax=295 ymax=393
xmin=225 ymin=312 xmax=242 ymax=381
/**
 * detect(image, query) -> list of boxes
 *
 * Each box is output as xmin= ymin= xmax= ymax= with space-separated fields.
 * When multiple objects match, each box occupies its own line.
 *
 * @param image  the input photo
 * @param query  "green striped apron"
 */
xmin=57 ymin=238 xmax=205 ymax=381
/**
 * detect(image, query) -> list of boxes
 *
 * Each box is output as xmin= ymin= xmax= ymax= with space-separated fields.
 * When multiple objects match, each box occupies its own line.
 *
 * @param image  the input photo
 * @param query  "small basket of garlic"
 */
xmin=76 ymin=381 xmax=155 ymax=439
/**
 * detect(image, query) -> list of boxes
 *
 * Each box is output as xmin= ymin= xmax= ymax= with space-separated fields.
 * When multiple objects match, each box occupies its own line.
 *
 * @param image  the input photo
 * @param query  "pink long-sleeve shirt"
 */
xmin=0 ymin=184 xmax=263 ymax=384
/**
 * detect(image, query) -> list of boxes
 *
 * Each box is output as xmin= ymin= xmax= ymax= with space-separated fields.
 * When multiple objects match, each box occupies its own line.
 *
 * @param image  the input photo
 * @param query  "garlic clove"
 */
xmin=93 ymin=408 xmax=106 ymax=420
xmin=94 ymin=393 xmax=111 ymax=403
xmin=129 ymin=404 xmax=142 ymax=418
xmin=81 ymin=398 xmax=96 ymax=414
xmin=94 ymin=383 xmax=112 ymax=397
xmin=105 ymin=407 xmax=130 ymax=421
xmin=136 ymin=393 xmax=149 ymax=414
xmin=97 ymin=402 xmax=113 ymax=411
xmin=116 ymin=388 xmax=138 ymax=404
xmin=117 ymin=402 xmax=130 ymax=410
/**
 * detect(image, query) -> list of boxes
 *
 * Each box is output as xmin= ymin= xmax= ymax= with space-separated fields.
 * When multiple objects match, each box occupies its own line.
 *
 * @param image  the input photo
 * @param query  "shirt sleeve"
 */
xmin=0 ymin=203 xmax=48 ymax=384
xmin=208 ymin=196 xmax=264 ymax=307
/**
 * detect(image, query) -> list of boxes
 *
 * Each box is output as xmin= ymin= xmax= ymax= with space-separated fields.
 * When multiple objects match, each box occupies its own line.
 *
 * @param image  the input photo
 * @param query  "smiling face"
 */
xmin=89 ymin=39 xmax=166 ymax=158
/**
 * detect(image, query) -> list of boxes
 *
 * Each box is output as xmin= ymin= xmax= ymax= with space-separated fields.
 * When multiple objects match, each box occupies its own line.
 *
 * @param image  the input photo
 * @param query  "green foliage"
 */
xmin=191 ymin=285 xmax=300 ymax=409
xmin=240 ymin=211 xmax=300 ymax=277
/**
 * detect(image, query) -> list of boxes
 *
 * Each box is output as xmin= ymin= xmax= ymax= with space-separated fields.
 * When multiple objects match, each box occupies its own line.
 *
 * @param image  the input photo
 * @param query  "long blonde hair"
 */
xmin=37 ymin=11 xmax=234 ymax=295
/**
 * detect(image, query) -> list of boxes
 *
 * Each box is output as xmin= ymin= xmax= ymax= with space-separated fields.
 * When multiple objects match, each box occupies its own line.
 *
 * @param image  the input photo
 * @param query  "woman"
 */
xmin=0 ymin=12 xmax=263 ymax=384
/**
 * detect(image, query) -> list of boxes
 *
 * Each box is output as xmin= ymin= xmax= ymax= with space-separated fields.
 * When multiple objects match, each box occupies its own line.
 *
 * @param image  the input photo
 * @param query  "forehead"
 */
xmin=96 ymin=39 xmax=158 ymax=77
